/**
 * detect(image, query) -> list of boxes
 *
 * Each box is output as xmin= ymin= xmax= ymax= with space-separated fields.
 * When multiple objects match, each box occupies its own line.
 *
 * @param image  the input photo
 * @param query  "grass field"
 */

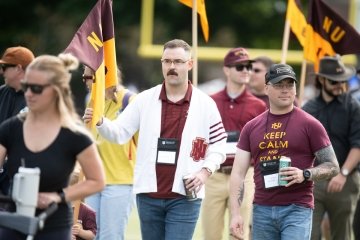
xmin=124 ymin=207 xmax=230 ymax=240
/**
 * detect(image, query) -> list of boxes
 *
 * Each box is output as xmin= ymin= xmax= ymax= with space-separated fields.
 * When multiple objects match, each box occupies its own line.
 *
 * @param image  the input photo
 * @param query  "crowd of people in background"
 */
xmin=0 ymin=40 xmax=359 ymax=240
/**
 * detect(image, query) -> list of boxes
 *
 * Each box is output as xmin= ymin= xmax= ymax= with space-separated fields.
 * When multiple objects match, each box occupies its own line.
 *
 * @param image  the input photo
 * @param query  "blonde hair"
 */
xmin=23 ymin=53 xmax=92 ymax=139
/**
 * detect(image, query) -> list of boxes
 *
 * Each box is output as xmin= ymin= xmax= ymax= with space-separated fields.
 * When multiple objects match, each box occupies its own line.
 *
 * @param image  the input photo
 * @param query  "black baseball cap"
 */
xmin=265 ymin=64 xmax=297 ymax=84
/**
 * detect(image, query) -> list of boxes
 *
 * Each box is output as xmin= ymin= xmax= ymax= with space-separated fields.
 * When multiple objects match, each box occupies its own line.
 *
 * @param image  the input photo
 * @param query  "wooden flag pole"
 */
xmin=72 ymin=169 xmax=84 ymax=224
xmin=192 ymin=0 xmax=198 ymax=87
xmin=281 ymin=19 xmax=291 ymax=64
xmin=298 ymin=59 xmax=307 ymax=106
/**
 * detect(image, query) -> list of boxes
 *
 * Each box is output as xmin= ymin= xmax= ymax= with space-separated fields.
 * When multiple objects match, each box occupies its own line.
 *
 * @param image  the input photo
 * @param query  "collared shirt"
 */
xmin=149 ymin=81 xmax=192 ymax=198
xmin=211 ymin=88 xmax=266 ymax=165
xmin=302 ymin=93 xmax=360 ymax=167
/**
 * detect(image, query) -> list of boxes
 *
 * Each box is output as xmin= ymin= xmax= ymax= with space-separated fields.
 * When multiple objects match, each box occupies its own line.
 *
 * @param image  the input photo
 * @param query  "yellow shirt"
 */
xmin=93 ymin=89 xmax=137 ymax=184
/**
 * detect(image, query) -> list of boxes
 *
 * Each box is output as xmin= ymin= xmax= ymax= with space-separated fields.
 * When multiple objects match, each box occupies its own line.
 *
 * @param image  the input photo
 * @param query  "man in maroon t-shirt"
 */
xmin=229 ymin=63 xmax=339 ymax=240
xmin=202 ymin=47 xmax=266 ymax=240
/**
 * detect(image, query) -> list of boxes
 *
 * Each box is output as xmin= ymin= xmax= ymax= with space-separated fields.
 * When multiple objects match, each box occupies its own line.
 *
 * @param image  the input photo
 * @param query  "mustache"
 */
xmin=167 ymin=70 xmax=178 ymax=76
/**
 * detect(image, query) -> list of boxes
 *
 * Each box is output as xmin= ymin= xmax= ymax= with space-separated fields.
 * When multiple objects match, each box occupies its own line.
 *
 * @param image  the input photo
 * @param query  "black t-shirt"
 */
xmin=0 ymin=116 xmax=93 ymax=231
xmin=0 ymin=85 xmax=26 ymax=194
xmin=0 ymin=85 xmax=26 ymax=123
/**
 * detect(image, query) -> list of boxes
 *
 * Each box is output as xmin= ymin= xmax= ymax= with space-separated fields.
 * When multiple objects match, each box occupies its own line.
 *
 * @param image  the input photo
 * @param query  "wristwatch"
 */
xmin=303 ymin=169 xmax=311 ymax=181
xmin=340 ymin=168 xmax=349 ymax=177
xmin=202 ymin=167 xmax=212 ymax=175
xmin=58 ymin=189 xmax=67 ymax=203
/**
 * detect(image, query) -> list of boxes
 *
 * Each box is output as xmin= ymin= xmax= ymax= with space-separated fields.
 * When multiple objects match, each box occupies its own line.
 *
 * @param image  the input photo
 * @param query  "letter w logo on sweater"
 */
xmin=190 ymin=137 xmax=208 ymax=161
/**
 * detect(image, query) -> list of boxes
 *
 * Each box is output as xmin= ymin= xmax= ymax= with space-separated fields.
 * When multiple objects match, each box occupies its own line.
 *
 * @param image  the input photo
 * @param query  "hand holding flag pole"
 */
xmin=64 ymin=0 xmax=117 ymax=128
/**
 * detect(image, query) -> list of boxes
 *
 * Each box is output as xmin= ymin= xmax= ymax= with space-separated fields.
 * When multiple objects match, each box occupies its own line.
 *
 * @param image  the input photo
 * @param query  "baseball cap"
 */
xmin=316 ymin=55 xmax=354 ymax=82
xmin=265 ymin=64 xmax=297 ymax=84
xmin=0 ymin=46 xmax=35 ymax=69
xmin=223 ymin=47 xmax=253 ymax=66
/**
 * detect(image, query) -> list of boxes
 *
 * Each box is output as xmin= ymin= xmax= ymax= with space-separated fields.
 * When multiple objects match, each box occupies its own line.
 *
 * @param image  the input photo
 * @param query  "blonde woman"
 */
xmin=0 ymin=53 xmax=105 ymax=240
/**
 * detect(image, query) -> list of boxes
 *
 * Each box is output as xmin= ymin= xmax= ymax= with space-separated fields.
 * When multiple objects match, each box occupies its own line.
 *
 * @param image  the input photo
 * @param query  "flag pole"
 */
xmin=298 ymin=59 xmax=307 ymax=106
xmin=281 ymin=19 xmax=291 ymax=64
xmin=192 ymin=0 xmax=198 ymax=87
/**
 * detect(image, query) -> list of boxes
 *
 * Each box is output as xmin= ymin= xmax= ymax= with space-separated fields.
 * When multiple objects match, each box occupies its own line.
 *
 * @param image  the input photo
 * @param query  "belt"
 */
xmin=217 ymin=166 xmax=232 ymax=175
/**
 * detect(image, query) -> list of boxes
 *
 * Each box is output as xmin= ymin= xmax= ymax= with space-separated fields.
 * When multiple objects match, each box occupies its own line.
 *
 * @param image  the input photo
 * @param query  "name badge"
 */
xmin=156 ymin=138 xmax=179 ymax=165
xmin=259 ymin=160 xmax=280 ymax=189
xmin=226 ymin=131 xmax=240 ymax=143
xmin=225 ymin=131 xmax=240 ymax=157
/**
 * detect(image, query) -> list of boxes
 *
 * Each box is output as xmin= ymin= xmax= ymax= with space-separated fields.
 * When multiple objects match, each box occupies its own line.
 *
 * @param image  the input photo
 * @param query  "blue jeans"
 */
xmin=85 ymin=184 xmax=133 ymax=240
xmin=136 ymin=194 xmax=201 ymax=240
xmin=252 ymin=204 xmax=313 ymax=240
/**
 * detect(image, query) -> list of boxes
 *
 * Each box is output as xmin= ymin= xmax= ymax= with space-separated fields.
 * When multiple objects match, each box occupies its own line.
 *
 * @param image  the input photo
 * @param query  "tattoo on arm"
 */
xmin=237 ymin=182 xmax=244 ymax=207
xmin=312 ymin=146 xmax=339 ymax=181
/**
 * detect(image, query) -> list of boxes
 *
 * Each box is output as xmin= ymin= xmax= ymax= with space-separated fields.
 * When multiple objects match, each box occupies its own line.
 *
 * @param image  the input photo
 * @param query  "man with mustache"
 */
xmin=302 ymin=55 xmax=360 ymax=240
xmin=83 ymin=39 xmax=227 ymax=240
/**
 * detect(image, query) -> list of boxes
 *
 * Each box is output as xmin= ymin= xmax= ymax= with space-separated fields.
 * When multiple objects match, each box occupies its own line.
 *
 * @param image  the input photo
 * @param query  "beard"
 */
xmin=323 ymin=83 xmax=346 ymax=98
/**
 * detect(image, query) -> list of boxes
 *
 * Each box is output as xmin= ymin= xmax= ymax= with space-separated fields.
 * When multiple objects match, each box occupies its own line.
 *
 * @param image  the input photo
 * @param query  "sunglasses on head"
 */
xmin=235 ymin=64 xmax=252 ymax=72
xmin=1 ymin=64 xmax=16 ymax=71
xmin=327 ymin=79 xmax=346 ymax=85
xmin=21 ymin=82 xmax=51 ymax=94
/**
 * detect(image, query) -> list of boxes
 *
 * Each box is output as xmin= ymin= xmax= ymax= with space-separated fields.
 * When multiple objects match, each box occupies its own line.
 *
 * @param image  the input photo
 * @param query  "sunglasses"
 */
xmin=253 ymin=68 xmax=264 ymax=73
xmin=327 ymin=79 xmax=346 ymax=85
xmin=21 ymin=82 xmax=51 ymax=94
xmin=235 ymin=64 xmax=252 ymax=71
xmin=82 ymin=74 xmax=95 ymax=83
xmin=1 ymin=64 xmax=16 ymax=71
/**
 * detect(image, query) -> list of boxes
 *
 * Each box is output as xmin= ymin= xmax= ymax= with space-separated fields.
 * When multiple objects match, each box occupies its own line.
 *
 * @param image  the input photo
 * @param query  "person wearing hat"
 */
xmin=229 ymin=63 xmax=339 ymax=240
xmin=302 ymin=55 xmax=360 ymax=240
xmin=0 ymin=46 xmax=35 ymax=196
xmin=0 ymin=46 xmax=34 ymax=122
xmin=201 ymin=47 xmax=266 ymax=240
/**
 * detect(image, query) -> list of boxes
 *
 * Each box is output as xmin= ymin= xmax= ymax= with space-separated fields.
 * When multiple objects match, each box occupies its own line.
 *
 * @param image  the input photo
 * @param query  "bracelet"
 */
xmin=58 ymin=189 xmax=66 ymax=203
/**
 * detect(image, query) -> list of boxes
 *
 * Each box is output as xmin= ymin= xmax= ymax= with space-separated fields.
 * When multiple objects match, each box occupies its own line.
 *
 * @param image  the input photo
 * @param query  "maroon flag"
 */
xmin=304 ymin=0 xmax=360 ymax=71
xmin=64 ymin=0 xmax=117 ymax=127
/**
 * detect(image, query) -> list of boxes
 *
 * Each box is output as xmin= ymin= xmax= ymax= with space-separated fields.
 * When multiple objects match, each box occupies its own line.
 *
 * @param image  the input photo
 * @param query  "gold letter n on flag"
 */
xmin=304 ymin=0 xmax=360 ymax=71
xmin=64 ymin=0 xmax=117 ymax=128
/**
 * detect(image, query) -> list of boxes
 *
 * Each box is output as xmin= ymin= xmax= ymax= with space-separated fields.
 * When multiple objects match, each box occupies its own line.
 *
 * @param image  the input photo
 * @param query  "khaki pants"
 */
xmin=311 ymin=171 xmax=360 ymax=240
xmin=201 ymin=167 xmax=255 ymax=240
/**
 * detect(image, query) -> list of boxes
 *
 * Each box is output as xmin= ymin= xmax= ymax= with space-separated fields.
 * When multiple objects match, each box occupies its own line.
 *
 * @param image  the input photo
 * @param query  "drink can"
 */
xmin=182 ymin=174 xmax=197 ymax=201
xmin=278 ymin=156 xmax=291 ymax=186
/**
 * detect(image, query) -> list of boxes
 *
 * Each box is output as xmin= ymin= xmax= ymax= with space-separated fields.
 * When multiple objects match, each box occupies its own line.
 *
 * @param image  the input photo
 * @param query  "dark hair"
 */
xmin=315 ymin=76 xmax=322 ymax=89
xmin=253 ymin=56 xmax=274 ymax=70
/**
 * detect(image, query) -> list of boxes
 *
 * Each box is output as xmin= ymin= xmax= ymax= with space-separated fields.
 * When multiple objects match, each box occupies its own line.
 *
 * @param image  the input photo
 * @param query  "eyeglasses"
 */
xmin=82 ymin=74 xmax=95 ymax=83
xmin=267 ymin=82 xmax=295 ymax=90
xmin=21 ymin=82 xmax=51 ymax=94
xmin=234 ymin=64 xmax=252 ymax=72
xmin=161 ymin=59 xmax=189 ymax=66
xmin=1 ymin=64 xmax=16 ymax=71
xmin=253 ymin=68 xmax=264 ymax=73
xmin=327 ymin=79 xmax=346 ymax=85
